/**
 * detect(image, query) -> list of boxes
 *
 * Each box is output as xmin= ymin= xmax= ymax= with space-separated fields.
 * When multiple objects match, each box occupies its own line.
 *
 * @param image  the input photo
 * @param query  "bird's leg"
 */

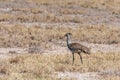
xmin=78 ymin=52 xmax=83 ymax=64
xmin=72 ymin=52 xmax=74 ymax=64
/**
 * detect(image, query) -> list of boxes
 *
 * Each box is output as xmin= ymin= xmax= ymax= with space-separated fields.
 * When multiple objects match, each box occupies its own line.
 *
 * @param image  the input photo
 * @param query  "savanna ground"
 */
xmin=0 ymin=0 xmax=120 ymax=80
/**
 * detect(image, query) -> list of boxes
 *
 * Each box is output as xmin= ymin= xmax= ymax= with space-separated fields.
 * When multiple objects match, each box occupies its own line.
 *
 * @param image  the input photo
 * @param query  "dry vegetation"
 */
xmin=0 ymin=24 xmax=119 ymax=48
xmin=27 ymin=0 xmax=120 ymax=13
xmin=0 ymin=52 xmax=120 ymax=80
xmin=0 ymin=0 xmax=120 ymax=23
xmin=0 ymin=0 xmax=120 ymax=80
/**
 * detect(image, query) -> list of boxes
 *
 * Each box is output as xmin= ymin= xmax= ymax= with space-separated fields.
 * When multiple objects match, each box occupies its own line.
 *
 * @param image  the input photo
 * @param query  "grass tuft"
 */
xmin=0 ymin=52 xmax=120 ymax=79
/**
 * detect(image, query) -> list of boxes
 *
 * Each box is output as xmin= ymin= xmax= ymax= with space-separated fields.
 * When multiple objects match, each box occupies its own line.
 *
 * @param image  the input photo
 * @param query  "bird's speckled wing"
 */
xmin=69 ymin=43 xmax=90 ymax=53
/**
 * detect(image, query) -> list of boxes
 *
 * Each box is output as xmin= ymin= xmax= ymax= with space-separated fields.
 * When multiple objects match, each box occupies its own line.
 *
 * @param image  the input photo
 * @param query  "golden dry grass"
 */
xmin=25 ymin=0 xmax=120 ymax=12
xmin=0 ymin=13 xmax=12 ymax=21
xmin=0 ymin=52 xmax=120 ymax=80
xmin=0 ymin=0 xmax=120 ymax=80
xmin=0 ymin=0 xmax=120 ymax=23
xmin=0 ymin=24 xmax=119 ymax=47
xmin=0 ymin=12 xmax=86 ymax=23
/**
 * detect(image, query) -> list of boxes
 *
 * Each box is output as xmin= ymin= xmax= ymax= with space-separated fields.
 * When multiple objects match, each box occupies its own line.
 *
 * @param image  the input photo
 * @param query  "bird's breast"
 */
xmin=68 ymin=46 xmax=81 ymax=53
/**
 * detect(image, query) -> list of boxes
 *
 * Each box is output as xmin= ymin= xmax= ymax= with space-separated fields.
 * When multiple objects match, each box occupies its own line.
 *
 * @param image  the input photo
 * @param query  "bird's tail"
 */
xmin=83 ymin=48 xmax=90 ymax=54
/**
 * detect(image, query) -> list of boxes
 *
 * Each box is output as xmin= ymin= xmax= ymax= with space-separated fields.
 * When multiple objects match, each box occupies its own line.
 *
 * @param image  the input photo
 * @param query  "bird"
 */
xmin=64 ymin=33 xmax=90 ymax=64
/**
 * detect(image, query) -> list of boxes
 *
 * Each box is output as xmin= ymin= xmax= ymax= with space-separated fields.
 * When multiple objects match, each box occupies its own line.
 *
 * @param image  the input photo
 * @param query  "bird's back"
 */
xmin=68 ymin=43 xmax=90 ymax=54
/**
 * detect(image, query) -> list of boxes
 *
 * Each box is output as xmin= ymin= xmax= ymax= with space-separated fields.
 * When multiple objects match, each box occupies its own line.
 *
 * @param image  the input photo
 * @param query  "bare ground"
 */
xmin=0 ymin=42 xmax=120 ymax=59
xmin=54 ymin=72 xmax=100 ymax=80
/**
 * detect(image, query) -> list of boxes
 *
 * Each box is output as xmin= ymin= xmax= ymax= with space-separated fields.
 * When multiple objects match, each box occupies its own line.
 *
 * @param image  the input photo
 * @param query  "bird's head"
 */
xmin=64 ymin=33 xmax=72 ymax=37
xmin=59 ymin=33 xmax=72 ymax=40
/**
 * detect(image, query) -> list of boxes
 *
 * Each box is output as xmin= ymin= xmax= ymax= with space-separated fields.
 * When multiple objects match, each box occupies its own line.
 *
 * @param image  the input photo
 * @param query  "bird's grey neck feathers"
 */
xmin=66 ymin=35 xmax=71 ymax=46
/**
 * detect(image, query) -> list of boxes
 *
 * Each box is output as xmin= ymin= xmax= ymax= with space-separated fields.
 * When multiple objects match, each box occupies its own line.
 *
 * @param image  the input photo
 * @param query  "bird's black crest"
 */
xmin=65 ymin=33 xmax=72 ymax=36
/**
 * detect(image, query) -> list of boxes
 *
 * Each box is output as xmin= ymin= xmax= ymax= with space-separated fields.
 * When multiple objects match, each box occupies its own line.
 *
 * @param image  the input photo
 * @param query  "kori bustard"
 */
xmin=64 ymin=33 xmax=90 ymax=64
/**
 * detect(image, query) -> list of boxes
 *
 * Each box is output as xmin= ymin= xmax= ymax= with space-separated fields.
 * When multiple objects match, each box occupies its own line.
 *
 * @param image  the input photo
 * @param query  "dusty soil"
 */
xmin=54 ymin=72 xmax=100 ymax=80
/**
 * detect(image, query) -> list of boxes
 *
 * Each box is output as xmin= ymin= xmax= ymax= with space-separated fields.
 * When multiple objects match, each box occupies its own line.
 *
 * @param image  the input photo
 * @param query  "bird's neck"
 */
xmin=66 ymin=35 xmax=71 ymax=46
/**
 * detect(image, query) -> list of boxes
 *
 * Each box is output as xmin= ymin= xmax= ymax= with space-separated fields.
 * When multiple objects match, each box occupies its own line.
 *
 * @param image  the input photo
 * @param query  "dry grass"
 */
xmin=0 ymin=24 xmax=119 ymax=48
xmin=0 ymin=0 xmax=120 ymax=80
xmin=0 ymin=13 xmax=13 ymax=21
xmin=25 ymin=0 xmax=120 ymax=13
xmin=0 ymin=11 xmax=86 ymax=23
xmin=0 ymin=0 xmax=120 ymax=23
xmin=0 ymin=52 xmax=120 ymax=80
